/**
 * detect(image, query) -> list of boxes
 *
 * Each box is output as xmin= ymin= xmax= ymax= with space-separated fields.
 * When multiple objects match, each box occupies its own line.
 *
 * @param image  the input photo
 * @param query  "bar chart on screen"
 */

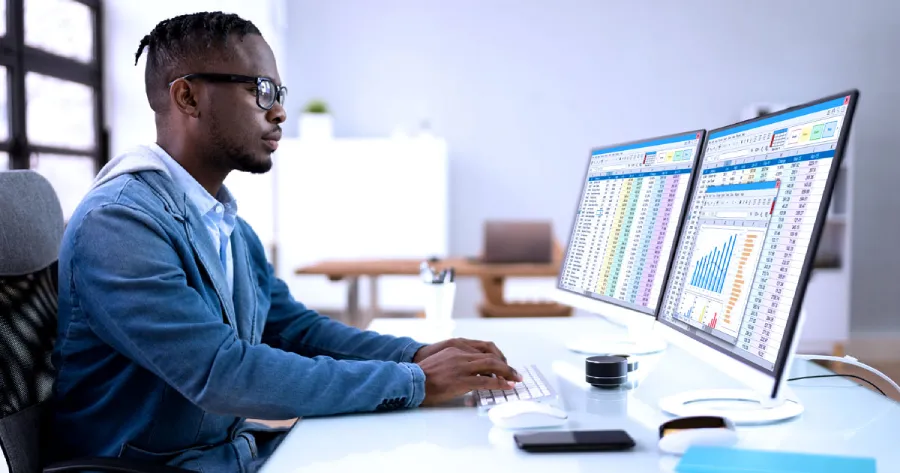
xmin=689 ymin=233 xmax=737 ymax=294
xmin=678 ymin=226 xmax=765 ymax=341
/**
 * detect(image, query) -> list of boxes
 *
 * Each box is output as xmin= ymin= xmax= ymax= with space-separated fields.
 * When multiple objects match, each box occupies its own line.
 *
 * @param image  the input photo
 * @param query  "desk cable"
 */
xmin=792 ymin=354 xmax=900 ymax=397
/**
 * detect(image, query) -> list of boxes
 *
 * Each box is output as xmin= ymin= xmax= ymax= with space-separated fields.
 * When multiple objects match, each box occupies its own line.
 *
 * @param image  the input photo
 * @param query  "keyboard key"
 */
xmin=473 ymin=364 xmax=556 ymax=408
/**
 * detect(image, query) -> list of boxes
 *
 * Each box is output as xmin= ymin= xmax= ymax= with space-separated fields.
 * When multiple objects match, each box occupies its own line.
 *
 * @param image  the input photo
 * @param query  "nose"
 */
xmin=267 ymin=102 xmax=287 ymax=124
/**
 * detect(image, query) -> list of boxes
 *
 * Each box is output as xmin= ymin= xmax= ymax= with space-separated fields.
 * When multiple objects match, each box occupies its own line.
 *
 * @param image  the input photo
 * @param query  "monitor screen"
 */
xmin=658 ymin=92 xmax=858 ymax=374
xmin=559 ymin=130 xmax=705 ymax=314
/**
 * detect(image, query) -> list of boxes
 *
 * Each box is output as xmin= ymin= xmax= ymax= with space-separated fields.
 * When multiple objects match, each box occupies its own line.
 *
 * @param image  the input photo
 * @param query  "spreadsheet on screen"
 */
xmin=559 ymin=131 xmax=703 ymax=314
xmin=659 ymin=95 xmax=853 ymax=371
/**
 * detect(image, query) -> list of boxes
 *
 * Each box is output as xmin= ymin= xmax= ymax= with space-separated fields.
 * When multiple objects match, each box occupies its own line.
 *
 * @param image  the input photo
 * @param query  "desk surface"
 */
xmin=294 ymin=257 xmax=560 ymax=277
xmin=262 ymin=317 xmax=899 ymax=472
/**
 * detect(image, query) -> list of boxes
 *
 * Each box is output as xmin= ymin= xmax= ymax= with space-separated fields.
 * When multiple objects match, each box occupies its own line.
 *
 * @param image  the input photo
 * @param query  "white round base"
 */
xmin=566 ymin=334 xmax=667 ymax=356
xmin=659 ymin=389 xmax=804 ymax=426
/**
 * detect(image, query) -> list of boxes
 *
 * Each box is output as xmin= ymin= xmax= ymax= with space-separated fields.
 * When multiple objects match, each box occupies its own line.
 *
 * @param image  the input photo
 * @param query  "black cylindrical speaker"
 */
xmin=585 ymin=355 xmax=638 ymax=388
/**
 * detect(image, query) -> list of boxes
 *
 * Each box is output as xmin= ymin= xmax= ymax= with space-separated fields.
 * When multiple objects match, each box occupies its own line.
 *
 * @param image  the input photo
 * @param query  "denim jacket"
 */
xmin=52 ymin=145 xmax=427 ymax=471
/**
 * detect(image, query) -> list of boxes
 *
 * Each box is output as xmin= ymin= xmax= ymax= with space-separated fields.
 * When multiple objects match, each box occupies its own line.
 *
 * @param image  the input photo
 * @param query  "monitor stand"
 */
xmin=566 ymin=313 xmax=667 ymax=356
xmin=658 ymin=388 xmax=804 ymax=425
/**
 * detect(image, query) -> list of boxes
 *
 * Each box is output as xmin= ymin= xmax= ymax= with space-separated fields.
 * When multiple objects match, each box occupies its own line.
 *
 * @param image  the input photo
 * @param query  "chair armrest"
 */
xmin=43 ymin=457 xmax=194 ymax=473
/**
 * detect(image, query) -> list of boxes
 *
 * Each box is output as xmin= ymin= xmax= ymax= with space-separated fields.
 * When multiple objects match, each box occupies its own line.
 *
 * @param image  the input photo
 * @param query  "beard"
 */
xmin=208 ymin=120 xmax=274 ymax=174
xmin=231 ymin=149 xmax=273 ymax=174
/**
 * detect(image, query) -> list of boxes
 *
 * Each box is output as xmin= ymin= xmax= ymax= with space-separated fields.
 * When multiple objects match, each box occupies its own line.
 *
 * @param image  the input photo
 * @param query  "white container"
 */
xmin=423 ymin=282 xmax=456 ymax=323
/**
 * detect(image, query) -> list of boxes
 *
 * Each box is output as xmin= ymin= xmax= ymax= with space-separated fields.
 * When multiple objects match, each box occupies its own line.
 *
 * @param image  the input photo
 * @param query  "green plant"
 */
xmin=303 ymin=99 xmax=330 ymax=114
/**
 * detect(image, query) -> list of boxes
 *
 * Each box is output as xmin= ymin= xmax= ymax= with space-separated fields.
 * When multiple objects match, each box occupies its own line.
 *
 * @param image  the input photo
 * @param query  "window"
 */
xmin=25 ymin=0 xmax=93 ymax=63
xmin=26 ymin=72 xmax=95 ymax=150
xmin=0 ymin=0 xmax=106 ymax=219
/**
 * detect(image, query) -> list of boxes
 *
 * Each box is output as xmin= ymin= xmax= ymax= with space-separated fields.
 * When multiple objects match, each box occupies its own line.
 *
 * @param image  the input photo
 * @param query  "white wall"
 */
xmin=284 ymin=0 xmax=900 ymax=331
xmin=104 ymin=0 xmax=288 ymax=250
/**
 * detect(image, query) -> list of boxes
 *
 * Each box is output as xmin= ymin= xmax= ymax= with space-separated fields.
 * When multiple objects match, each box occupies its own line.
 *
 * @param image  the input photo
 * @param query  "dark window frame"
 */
xmin=0 ymin=0 xmax=107 ymax=172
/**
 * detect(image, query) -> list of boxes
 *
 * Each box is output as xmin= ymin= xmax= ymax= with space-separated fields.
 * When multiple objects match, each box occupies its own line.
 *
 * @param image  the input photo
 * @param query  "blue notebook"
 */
xmin=676 ymin=446 xmax=876 ymax=473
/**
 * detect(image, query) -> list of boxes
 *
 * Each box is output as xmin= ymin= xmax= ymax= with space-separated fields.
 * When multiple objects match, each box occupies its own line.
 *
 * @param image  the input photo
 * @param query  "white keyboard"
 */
xmin=472 ymin=364 xmax=556 ymax=408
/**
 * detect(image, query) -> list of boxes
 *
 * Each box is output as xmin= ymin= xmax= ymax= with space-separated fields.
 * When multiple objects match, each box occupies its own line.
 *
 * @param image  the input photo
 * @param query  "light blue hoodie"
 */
xmin=52 ymin=144 xmax=427 ymax=471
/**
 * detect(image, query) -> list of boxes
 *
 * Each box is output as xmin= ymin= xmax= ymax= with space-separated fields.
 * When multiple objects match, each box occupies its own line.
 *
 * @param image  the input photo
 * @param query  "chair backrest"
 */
xmin=0 ymin=170 xmax=64 ymax=473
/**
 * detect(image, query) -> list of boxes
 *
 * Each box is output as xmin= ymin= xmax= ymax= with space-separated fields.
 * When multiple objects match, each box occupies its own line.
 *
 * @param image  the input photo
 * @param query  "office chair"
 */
xmin=0 ymin=170 xmax=189 ymax=473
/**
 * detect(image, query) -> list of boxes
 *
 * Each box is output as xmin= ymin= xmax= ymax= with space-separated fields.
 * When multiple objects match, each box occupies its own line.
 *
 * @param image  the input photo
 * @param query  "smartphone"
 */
xmin=514 ymin=430 xmax=636 ymax=453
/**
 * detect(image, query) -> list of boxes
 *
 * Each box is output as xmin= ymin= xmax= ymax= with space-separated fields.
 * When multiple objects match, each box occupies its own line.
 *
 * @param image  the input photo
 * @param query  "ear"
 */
xmin=169 ymin=78 xmax=201 ymax=118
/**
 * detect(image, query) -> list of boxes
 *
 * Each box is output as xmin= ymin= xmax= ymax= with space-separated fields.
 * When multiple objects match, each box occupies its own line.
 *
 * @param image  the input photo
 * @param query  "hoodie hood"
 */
xmin=92 ymin=144 xmax=171 ymax=190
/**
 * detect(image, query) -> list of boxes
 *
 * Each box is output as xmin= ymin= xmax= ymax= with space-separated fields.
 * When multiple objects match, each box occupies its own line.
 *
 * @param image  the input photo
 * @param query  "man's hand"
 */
xmin=413 ymin=337 xmax=507 ymax=363
xmin=416 ymin=347 xmax=523 ymax=406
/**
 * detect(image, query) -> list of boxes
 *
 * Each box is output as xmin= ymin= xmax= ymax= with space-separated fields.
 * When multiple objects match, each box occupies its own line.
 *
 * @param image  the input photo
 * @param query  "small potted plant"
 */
xmin=299 ymin=99 xmax=333 ymax=140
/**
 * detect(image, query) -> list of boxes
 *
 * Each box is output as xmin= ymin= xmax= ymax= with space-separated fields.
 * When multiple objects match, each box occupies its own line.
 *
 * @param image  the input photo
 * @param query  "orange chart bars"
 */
xmin=722 ymin=233 xmax=758 ymax=329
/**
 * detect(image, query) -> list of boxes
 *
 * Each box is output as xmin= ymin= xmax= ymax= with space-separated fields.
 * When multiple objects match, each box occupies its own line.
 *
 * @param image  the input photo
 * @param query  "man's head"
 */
xmin=135 ymin=12 xmax=285 ymax=174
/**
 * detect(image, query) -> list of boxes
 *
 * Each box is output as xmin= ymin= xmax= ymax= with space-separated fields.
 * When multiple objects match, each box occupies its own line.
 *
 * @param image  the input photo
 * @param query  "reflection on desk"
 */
xmin=261 ymin=317 xmax=899 ymax=472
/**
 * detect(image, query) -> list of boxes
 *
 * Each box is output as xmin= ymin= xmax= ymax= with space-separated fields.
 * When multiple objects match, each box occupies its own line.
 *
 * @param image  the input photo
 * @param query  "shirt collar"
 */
xmin=151 ymin=143 xmax=238 ymax=219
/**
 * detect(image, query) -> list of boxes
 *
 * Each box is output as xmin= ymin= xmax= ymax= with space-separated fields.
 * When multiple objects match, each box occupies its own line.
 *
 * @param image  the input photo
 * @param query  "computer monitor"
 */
xmin=553 ymin=130 xmax=706 ymax=355
xmin=654 ymin=90 xmax=859 ymax=424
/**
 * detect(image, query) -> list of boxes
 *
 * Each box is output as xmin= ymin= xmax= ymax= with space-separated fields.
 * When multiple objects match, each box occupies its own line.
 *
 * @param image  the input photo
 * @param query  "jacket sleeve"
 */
xmin=261 ymin=275 xmax=427 ymax=363
xmin=71 ymin=202 xmax=426 ymax=420
xmin=252 ymin=226 xmax=426 ymax=363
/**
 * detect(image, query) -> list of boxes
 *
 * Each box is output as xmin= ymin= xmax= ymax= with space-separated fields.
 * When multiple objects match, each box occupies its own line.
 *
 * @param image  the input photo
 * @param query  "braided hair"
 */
xmin=134 ymin=11 xmax=261 ymax=112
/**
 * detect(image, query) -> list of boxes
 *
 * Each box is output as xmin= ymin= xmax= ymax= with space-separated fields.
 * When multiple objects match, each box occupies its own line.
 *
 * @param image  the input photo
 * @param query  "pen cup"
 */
xmin=422 ymin=281 xmax=457 ymax=323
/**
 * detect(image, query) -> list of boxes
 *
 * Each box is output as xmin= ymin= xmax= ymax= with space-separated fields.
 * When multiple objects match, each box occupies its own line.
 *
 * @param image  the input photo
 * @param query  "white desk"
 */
xmin=261 ymin=317 xmax=900 ymax=472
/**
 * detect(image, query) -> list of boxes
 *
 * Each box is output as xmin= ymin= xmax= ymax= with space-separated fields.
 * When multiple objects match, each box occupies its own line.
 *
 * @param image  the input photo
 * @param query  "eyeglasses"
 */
xmin=168 ymin=73 xmax=288 ymax=110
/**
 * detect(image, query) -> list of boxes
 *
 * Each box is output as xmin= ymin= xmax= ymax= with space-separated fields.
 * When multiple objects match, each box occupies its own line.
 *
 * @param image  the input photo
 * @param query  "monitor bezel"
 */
xmin=655 ymin=90 xmax=860 ymax=399
xmin=556 ymin=129 xmax=707 ymax=317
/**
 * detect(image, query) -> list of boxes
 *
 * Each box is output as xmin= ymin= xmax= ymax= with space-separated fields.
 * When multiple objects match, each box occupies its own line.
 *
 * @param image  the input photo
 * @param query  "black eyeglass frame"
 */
xmin=167 ymin=73 xmax=288 ymax=110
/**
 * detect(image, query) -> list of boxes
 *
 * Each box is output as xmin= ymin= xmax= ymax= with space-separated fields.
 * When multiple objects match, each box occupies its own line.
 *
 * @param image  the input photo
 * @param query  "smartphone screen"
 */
xmin=514 ymin=430 xmax=636 ymax=452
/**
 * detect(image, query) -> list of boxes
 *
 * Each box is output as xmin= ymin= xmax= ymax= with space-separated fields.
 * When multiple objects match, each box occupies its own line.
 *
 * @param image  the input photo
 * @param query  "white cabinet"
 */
xmin=242 ymin=136 xmax=450 ymax=312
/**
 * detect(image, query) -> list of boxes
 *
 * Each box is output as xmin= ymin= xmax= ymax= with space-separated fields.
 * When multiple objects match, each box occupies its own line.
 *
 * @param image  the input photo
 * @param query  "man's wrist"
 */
xmin=402 ymin=340 xmax=429 ymax=363
xmin=411 ymin=344 xmax=430 ymax=363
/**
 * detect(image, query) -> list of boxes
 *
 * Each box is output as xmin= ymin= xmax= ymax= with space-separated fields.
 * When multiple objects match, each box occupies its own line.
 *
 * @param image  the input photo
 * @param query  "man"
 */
xmin=52 ymin=11 xmax=520 ymax=472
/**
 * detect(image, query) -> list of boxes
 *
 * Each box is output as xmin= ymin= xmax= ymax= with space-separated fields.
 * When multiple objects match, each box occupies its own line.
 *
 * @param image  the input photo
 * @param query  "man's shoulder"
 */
xmin=65 ymin=172 xmax=175 ymax=242
xmin=84 ymin=171 xmax=170 ymax=213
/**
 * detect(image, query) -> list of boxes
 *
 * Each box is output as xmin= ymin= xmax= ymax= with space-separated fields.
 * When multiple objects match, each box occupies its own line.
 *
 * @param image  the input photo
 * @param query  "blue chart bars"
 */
xmin=690 ymin=234 xmax=737 ymax=293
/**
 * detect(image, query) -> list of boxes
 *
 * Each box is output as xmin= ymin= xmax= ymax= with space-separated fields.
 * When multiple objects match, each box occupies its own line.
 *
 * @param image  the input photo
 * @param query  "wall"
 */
xmin=104 ymin=0 xmax=288 ymax=250
xmin=284 ymin=0 xmax=899 ymax=331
